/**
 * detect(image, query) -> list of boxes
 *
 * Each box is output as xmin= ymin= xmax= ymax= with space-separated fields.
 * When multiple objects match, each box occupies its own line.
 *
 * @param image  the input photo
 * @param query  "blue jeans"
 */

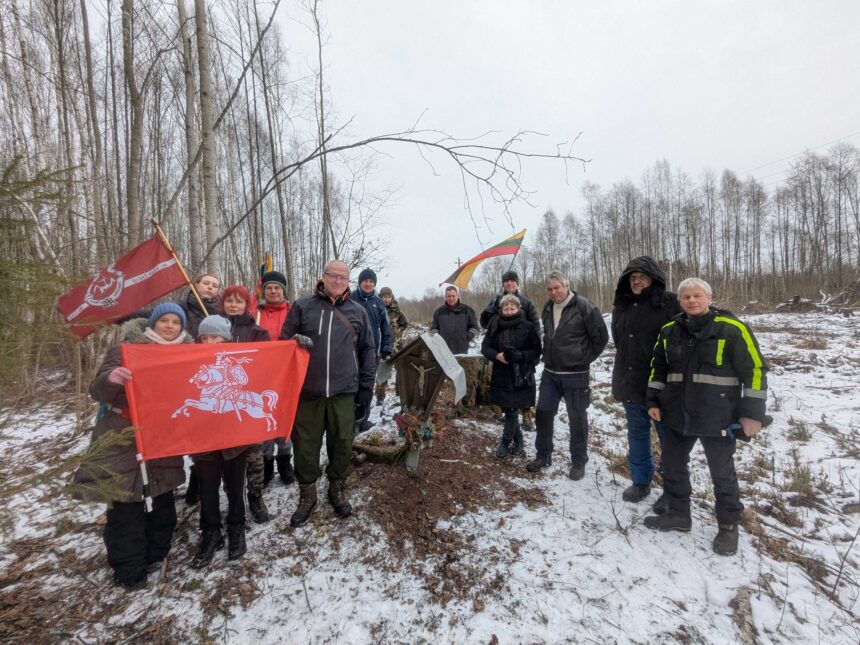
xmin=623 ymin=402 xmax=665 ymax=485
xmin=535 ymin=371 xmax=591 ymax=467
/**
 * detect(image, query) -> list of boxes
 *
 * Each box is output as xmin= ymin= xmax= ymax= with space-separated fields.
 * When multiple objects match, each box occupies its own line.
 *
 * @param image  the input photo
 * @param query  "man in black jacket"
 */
xmin=643 ymin=278 xmax=768 ymax=556
xmin=527 ymin=271 xmax=608 ymax=480
xmin=280 ymin=260 xmax=377 ymax=527
xmin=611 ymin=257 xmax=681 ymax=505
xmin=431 ymin=286 xmax=479 ymax=354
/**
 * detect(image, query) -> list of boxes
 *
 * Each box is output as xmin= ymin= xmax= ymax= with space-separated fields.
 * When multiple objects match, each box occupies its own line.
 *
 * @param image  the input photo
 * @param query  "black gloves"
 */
xmin=293 ymin=334 xmax=314 ymax=350
xmin=356 ymin=388 xmax=373 ymax=406
xmin=503 ymin=349 xmax=523 ymax=363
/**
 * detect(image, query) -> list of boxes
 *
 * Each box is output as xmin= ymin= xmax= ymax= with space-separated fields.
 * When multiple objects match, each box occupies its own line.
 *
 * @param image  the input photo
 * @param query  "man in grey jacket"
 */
xmin=527 ymin=270 xmax=608 ymax=480
xmin=280 ymin=260 xmax=377 ymax=527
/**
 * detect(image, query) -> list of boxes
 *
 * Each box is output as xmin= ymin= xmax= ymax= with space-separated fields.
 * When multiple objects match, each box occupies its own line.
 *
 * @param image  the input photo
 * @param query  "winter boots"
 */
xmin=510 ymin=427 xmax=525 ymax=456
xmin=191 ymin=530 xmax=224 ymax=569
xmin=184 ymin=467 xmax=200 ymax=505
xmin=568 ymin=464 xmax=585 ymax=481
xmin=328 ymin=480 xmax=353 ymax=518
xmin=227 ymin=524 xmax=246 ymax=561
xmin=496 ymin=414 xmax=518 ymax=459
xmin=526 ymin=454 xmax=552 ymax=472
xmin=712 ymin=523 xmax=739 ymax=556
xmin=248 ymin=493 xmax=270 ymax=523
xmin=622 ymin=484 xmax=651 ymax=502
xmin=643 ymin=512 xmax=692 ymax=532
xmin=290 ymin=483 xmax=318 ymax=528
xmin=276 ymin=454 xmax=296 ymax=485
xmin=263 ymin=456 xmax=274 ymax=488
xmin=652 ymin=494 xmax=669 ymax=515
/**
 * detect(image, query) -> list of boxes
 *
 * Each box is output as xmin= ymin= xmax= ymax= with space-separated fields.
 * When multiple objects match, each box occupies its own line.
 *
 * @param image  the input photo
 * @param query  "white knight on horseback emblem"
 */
xmin=172 ymin=350 xmax=279 ymax=432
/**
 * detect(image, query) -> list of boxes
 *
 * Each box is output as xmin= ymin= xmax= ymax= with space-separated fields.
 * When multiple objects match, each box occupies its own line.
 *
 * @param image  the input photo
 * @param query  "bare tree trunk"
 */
xmin=80 ymin=0 xmax=106 ymax=265
xmin=177 ymin=0 xmax=202 ymax=269
xmin=194 ymin=0 xmax=220 ymax=272
xmin=311 ymin=0 xmax=335 ymax=262
xmin=121 ymin=0 xmax=144 ymax=244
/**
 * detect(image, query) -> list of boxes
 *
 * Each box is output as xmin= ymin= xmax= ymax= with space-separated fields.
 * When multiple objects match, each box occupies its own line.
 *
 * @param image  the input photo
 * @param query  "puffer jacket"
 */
xmin=541 ymin=292 xmax=608 ymax=372
xmin=646 ymin=308 xmax=768 ymax=437
xmin=352 ymin=288 xmax=392 ymax=356
xmin=280 ymin=283 xmax=377 ymax=397
xmin=611 ymin=256 xmax=681 ymax=404
xmin=481 ymin=312 xmax=542 ymax=409
xmin=70 ymin=319 xmax=189 ymax=503
xmin=431 ymin=301 xmax=479 ymax=354
xmin=226 ymin=313 xmax=270 ymax=343
xmin=257 ymin=300 xmax=290 ymax=341
xmin=181 ymin=291 xmax=219 ymax=338
xmin=480 ymin=290 xmax=540 ymax=330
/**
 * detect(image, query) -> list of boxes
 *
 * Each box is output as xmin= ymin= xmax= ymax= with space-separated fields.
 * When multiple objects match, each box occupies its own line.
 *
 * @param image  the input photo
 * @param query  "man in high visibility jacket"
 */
xmin=644 ymin=277 xmax=768 ymax=556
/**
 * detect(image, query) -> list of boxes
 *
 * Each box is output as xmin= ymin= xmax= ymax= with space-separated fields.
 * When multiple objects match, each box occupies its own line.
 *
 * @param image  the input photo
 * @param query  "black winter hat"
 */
xmin=261 ymin=270 xmax=287 ymax=291
xmin=358 ymin=267 xmax=377 ymax=284
xmin=501 ymin=270 xmax=519 ymax=285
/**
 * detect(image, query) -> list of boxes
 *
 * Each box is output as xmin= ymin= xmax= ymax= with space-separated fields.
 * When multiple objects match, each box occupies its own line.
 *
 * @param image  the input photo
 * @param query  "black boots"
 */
xmin=263 ymin=456 xmax=274 ymax=488
xmin=227 ymin=524 xmax=246 ymax=561
xmin=568 ymin=464 xmax=585 ymax=481
xmin=526 ymin=454 xmax=552 ymax=472
xmin=248 ymin=493 xmax=270 ymax=523
xmin=643 ymin=512 xmax=692 ymax=532
xmin=497 ymin=413 xmax=521 ymax=459
xmin=184 ymin=467 xmax=200 ymax=505
xmin=713 ymin=523 xmax=739 ymax=556
xmin=276 ymin=454 xmax=296 ymax=485
xmin=290 ymin=483 xmax=318 ymax=527
xmin=510 ymin=427 xmax=525 ymax=457
xmin=328 ymin=480 xmax=353 ymax=518
xmin=622 ymin=484 xmax=651 ymax=502
xmin=191 ymin=530 xmax=224 ymax=569
xmin=652 ymin=494 xmax=669 ymax=515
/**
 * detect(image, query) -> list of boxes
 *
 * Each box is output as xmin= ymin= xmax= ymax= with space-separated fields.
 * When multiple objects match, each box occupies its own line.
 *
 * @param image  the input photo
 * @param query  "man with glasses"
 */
xmin=279 ymin=260 xmax=376 ymax=527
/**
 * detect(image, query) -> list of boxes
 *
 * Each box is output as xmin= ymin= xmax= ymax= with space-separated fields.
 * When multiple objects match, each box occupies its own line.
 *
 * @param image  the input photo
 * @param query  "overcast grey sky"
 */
xmin=281 ymin=1 xmax=859 ymax=299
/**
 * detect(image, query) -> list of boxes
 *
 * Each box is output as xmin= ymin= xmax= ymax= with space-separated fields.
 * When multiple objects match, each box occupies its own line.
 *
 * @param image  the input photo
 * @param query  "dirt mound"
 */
xmin=354 ymin=408 xmax=547 ymax=604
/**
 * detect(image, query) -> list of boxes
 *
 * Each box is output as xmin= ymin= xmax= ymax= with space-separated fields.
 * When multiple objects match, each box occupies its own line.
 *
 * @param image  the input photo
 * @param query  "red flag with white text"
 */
xmin=58 ymin=234 xmax=187 ymax=338
xmin=121 ymin=341 xmax=309 ymax=460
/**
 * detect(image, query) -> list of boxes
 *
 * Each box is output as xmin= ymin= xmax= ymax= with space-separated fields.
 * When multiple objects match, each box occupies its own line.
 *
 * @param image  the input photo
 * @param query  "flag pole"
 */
xmin=150 ymin=219 xmax=209 ymax=314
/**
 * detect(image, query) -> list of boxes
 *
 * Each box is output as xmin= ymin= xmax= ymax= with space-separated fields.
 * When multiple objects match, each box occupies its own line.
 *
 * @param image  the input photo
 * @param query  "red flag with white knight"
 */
xmin=58 ymin=234 xmax=187 ymax=338
xmin=121 ymin=341 xmax=309 ymax=460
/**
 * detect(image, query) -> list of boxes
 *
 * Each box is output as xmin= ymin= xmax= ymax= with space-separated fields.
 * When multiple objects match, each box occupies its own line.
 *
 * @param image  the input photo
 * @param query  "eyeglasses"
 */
xmin=324 ymin=272 xmax=350 ymax=282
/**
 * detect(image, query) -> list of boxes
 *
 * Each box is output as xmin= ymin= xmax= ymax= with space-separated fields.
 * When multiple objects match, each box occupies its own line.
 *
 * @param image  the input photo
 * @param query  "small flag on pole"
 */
xmin=439 ymin=229 xmax=527 ymax=289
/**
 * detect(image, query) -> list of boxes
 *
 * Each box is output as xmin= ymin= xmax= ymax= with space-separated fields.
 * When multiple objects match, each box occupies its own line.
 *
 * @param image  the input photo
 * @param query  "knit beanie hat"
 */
xmin=379 ymin=286 xmax=393 ymax=298
xmin=501 ymin=270 xmax=519 ymax=285
xmin=197 ymin=315 xmax=232 ymax=341
xmin=261 ymin=270 xmax=287 ymax=291
xmin=148 ymin=302 xmax=187 ymax=330
xmin=358 ymin=267 xmax=377 ymax=284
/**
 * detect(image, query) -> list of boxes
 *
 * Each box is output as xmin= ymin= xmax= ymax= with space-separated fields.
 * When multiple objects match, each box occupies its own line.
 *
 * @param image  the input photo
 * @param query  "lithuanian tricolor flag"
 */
xmin=439 ymin=229 xmax=527 ymax=289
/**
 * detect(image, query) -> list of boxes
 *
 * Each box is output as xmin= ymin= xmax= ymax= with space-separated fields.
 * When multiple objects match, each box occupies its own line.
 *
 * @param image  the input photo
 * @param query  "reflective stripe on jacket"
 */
xmin=646 ymin=309 xmax=768 ymax=436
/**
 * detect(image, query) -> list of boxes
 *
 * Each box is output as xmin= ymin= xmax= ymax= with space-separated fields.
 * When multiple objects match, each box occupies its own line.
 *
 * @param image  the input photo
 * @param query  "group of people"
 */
xmin=74 ymin=254 xmax=768 ymax=590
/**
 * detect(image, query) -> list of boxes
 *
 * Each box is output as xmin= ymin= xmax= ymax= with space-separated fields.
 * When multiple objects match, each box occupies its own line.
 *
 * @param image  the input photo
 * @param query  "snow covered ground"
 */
xmin=0 ymin=312 xmax=858 ymax=643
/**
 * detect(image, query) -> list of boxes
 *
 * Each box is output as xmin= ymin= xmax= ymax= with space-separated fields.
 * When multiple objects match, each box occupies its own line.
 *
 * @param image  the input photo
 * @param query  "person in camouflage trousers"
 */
xmin=376 ymin=287 xmax=409 ymax=405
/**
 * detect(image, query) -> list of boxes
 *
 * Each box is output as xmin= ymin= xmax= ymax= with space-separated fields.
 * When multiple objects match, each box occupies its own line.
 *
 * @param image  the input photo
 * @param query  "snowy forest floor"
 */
xmin=1 ymin=312 xmax=859 ymax=644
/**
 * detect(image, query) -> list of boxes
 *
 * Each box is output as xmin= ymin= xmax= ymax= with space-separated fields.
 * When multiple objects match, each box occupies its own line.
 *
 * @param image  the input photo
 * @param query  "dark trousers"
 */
xmin=662 ymin=426 xmax=743 ymax=525
xmin=535 ymin=371 xmax=591 ymax=467
xmin=293 ymin=393 xmax=355 ymax=484
xmin=624 ymin=402 xmax=665 ymax=485
xmin=103 ymin=491 xmax=177 ymax=585
xmin=197 ymin=452 xmax=247 ymax=532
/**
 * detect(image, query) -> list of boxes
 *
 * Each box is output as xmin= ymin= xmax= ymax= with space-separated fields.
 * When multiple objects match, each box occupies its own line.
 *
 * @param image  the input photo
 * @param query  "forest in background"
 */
xmin=1 ymin=0 xmax=859 ymax=400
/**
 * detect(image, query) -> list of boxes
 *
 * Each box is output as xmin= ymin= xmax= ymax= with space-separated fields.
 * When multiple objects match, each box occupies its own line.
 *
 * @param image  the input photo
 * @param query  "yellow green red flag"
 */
xmin=439 ymin=229 xmax=527 ymax=289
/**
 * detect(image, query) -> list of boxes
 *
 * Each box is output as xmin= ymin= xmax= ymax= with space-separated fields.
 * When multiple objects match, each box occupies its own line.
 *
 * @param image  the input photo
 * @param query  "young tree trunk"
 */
xmin=121 ymin=0 xmax=144 ymax=244
xmin=194 ymin=0 xmax=220 ymax=272
xmin=177 ymin=0 xmax=202 ymax=270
